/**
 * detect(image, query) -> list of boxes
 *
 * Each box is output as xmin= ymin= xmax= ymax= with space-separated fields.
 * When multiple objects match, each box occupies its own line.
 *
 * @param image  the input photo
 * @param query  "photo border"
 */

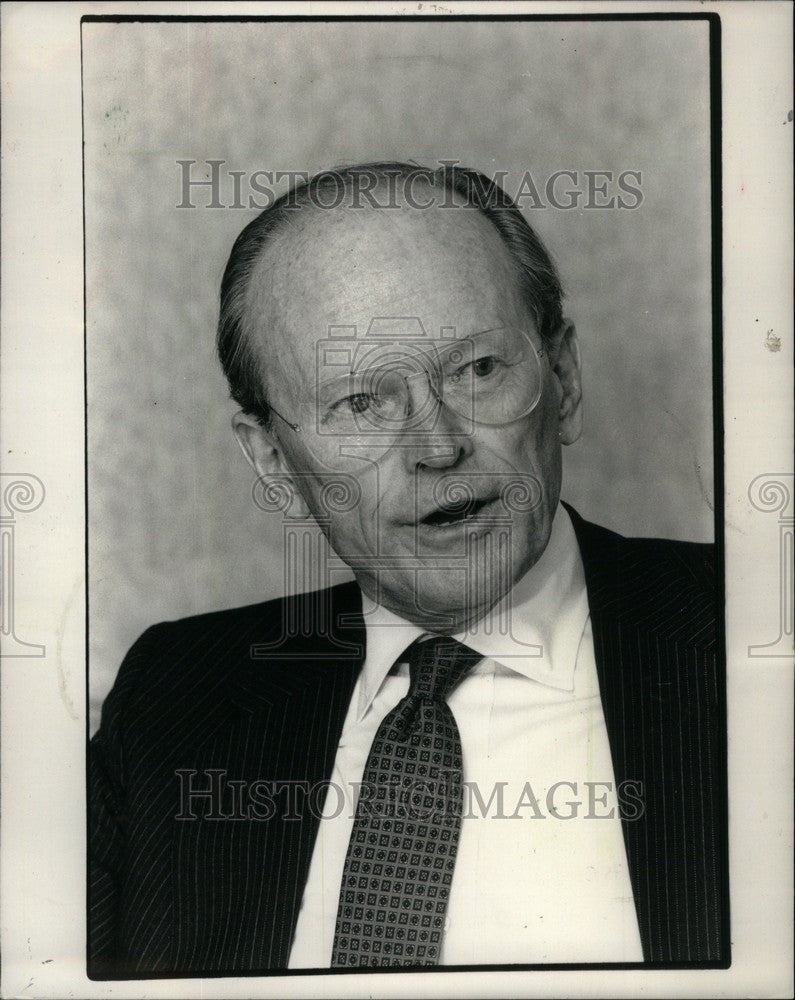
xmin=80 ymin=8 xmax=729 ymax=980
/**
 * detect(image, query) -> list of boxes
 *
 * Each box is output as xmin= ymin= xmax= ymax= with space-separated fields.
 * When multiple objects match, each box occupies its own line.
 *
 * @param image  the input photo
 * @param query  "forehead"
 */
xmin=244 ymin=188 xmax=528 ymax=391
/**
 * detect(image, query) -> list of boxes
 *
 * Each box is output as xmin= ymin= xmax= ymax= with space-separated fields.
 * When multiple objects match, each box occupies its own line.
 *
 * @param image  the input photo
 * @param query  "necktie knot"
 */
xmin=406 ymin=635 xmax=482 ymax=704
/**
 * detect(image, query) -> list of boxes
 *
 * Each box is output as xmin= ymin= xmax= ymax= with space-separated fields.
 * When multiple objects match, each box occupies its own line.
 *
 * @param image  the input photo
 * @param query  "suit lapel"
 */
xmin=566 ymin=504 xmax=724 ymax=962
xmin=172 ymin=582 xmax=365 ymax=972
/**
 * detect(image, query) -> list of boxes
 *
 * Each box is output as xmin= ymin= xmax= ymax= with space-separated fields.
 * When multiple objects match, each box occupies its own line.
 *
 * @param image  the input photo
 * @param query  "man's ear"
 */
xmin=549 ymin=319 xmax=583 ymax=445
xmin=231 ymin=411 xmax=311 ymax=518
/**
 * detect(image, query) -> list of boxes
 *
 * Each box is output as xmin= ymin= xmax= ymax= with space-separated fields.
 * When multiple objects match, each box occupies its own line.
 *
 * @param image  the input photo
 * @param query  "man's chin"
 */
xmin=361 ymin=566 xmax=518 ymax=634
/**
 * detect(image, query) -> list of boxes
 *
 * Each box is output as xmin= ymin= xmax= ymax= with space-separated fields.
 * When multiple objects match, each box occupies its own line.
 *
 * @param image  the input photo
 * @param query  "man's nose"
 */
xmin=401 ymin=378 xmax=473 ymax=469
xmin=416 ymin=442 xmax=467 ymax=469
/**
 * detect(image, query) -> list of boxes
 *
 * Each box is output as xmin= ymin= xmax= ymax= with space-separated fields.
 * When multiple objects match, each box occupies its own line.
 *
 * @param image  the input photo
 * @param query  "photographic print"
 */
xmin=83 ymin=13 xmax=727 ymax=976
xmin=1 ymin=4 xmax=792 ymax=999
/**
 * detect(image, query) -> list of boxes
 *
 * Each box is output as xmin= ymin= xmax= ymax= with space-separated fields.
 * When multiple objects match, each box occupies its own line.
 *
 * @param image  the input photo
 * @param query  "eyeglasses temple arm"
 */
xmin=268 ymin=405 xmax=301 ymax=433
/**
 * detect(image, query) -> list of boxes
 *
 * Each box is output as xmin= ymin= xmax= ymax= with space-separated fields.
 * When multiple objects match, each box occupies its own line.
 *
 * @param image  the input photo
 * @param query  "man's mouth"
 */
xmin=419 ymin=496 xmax=496 ymax=528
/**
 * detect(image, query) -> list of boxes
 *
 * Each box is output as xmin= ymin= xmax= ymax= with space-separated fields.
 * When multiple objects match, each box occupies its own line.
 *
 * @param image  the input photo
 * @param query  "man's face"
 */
xmin=238 ymin=192 xmax=582 ymax=631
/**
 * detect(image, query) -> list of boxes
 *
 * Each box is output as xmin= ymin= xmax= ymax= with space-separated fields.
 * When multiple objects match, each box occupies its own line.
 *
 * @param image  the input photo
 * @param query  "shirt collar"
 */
xmin=357 ymin=504 xmax=589 ymax=720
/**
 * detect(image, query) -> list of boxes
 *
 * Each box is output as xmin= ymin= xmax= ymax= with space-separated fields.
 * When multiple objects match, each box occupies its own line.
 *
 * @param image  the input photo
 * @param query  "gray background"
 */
xmin=84 ymin=18 xmax=714 ymax=731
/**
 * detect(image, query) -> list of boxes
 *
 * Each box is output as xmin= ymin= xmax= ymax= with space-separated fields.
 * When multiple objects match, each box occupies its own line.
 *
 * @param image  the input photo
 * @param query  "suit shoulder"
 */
xmin=564 ymin=505 xmax=718 ymax=646
xmin=133 ymin=578 xmax=361 ymax=651
xmin=618 ymin=532 xmax=714 ymax=591
xmin=98 ymin=581 xmax=361 ymax=733
xmin=566 ymin=506 xmax=714 ymax=589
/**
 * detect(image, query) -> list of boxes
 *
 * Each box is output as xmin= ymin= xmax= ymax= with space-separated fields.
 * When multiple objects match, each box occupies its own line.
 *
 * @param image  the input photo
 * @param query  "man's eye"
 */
xmin=331 ymin=393 xmax=374 ymax=415
xmin=451 ymin=355 xmax=501 ymax=382
xmin=349 ymin=394 xmax=374 ymax=414
xmin=472 ymin=356 xmax=498 ymax=377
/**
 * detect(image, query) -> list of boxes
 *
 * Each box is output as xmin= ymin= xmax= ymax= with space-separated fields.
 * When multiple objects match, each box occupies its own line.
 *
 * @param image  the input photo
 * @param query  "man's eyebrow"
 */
xmin=462 ymin=326 xmax=507 ymax=337
xmin=314 ymin=327 xmax=515 ymax=383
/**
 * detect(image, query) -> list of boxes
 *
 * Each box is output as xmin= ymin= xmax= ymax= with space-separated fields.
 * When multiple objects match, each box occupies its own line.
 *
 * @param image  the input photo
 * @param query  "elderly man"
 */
xmin=89 ymin=163 xmax=726 ymax=976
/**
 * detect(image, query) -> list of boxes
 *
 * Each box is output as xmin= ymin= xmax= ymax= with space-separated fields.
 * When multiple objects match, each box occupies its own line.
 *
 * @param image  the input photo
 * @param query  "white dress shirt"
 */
xmin=288 ymin=506 xmax=643 ymax=966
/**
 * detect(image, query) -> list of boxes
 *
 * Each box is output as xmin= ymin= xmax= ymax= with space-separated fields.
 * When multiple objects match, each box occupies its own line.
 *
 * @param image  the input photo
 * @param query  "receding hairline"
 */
xmin=240 ymin=178 xmax=531 ymax=371
xmin=217 ymin=161 xmax=564 ymax=425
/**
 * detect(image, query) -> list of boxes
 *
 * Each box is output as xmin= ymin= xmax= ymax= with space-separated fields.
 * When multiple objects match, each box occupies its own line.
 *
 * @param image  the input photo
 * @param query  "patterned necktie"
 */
xmin=331 ymin=635 xmax=482 ymax=967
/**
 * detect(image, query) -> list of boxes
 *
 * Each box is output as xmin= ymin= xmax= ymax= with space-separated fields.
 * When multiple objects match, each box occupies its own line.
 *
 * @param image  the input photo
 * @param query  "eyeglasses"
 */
xmin=268 ymin=327 xmax=547 ymax=457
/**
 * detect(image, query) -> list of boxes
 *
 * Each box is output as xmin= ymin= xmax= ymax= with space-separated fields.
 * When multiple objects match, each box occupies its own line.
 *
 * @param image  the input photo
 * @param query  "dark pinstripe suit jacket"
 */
xmin=88 ymin=505 xmax=728 ymax=976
